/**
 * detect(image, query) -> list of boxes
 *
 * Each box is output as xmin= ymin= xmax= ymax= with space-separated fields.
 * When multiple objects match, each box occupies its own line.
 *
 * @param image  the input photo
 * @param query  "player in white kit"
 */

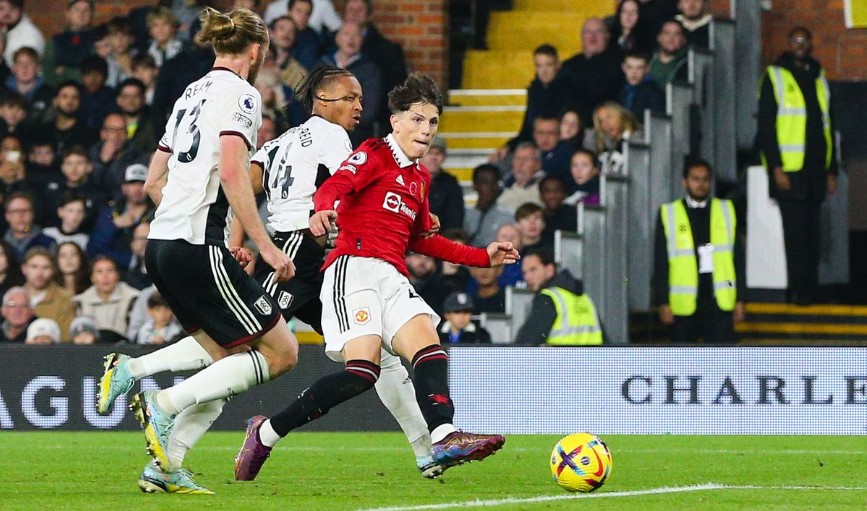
xmin=95 ymin=7 xmax=298 ymax=494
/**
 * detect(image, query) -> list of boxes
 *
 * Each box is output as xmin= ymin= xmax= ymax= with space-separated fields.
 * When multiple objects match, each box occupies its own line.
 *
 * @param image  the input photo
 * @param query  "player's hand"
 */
xmin=773 ymin=166 xmax=791 ymax=191
xmin=309 ymin=210 xmax=338 ymax=237
xmin=229 ymin=246 xmax=253 ymax=268
xmin=420 ymin=213 xmax=441 ymax=238
xmin=260 ymin=243 xmax=295 ymax=282
xmin=486 ymin=241 xmax=520 ymax=266
xmin=658 ymin=304 xmax=674 ymax=325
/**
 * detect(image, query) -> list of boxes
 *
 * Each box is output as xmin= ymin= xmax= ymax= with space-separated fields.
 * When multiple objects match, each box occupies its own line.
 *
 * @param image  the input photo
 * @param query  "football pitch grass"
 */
xmin=2 ymin=432 xmax=865 ymax=510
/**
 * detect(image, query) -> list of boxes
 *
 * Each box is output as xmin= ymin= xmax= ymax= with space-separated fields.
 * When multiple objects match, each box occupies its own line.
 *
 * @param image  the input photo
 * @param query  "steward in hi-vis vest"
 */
xmin=652 ymin=160 xmax=745 ymax=343
xmin=756 ymin=26 xmax=837 ymax=306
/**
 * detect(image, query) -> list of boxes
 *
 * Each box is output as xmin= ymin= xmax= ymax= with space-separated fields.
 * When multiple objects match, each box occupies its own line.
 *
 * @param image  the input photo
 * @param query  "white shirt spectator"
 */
xmin=4 ymin=13 xmax=45 ymax=66
xmin=263 ymin=0 xmax=342 ymax=33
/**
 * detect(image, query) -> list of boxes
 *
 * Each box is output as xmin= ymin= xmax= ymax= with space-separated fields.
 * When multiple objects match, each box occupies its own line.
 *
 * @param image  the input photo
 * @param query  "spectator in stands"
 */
xmin=439 ymin=228 xmax=472 ymax=296
xmin=494 ymin=223 xmax=524 ymax=287
xmin=564 ymin=148 xmax=602 ymax=206
xmin=0 ymin=34 xmax=9 ymax=86
xmin=270 ymin=15 xmax=307 ymax=87
xmin=0 ymin=91 xmax=28 ymax=137
xmin=676 ymin=0 xmax=712 ymax=48
xmin=124 ymin=282 xmax=154 ymax=342
xmin=0 ymin=285 xmax=33 ymax=342
xmin=43 ymin=0 xmax=95 ymax=86
xmin=25 ymin=138 xmax=62 ymax=199
xmin=514 ymin=202 xmax=548 ymax=255
xmin=146 ymin=7 xmax=188 ymax=68
xmin=499 ymin=143 xmax=543 ymax=212
xmin=467 ymin=265 xmax=505 ymax=314
xmin=0 ymin=239 xmax=22 ymax=296
xmin=54 ymin=240 xmax=89 ymax=295
xmin=3 ymin=192 xmax=54 ymax=259
xmin=0 ymin=0 xmax=45 ymax=68
xmin=560 ymin=17 xmax=624 ymax=132
xmin=257 ymin=113 xmax=278 ymax=148
xmin=78 ymin=55 xmax=116 ymax=132
xmin=264 ymin=0 xmax=342 ymax=35
xmin=43 ymin=192 xmax=89 ymax=249
xmin=539 ymin=176 xmax=577 ymax=245
xmin=621 ymin=51 xmax=665 ymax=120
xmin=315 ymin=21 xmax=382 ymax=145
xmin=649 ymin=19 xmax=689 ymax=90
xmin=43 ymin=81 xmax=99 ymax=157
xmin=559 ymin=109 xmax=584 ymax=148
xmin=464 ymin=163 xmax=514 ymax=248
xmin=45 ymin=145 xmax=103 ymax=228
xmin=0 ymin=135 xmax=36 ymax=211
xmin=21 ymin=246 xmax=75 ymax=341
xmin=501 ymin=44 xmax=569 ymax=156
xmin=5 ymin=47 xmax=54 ymax=122
xmin=72 ymin=255 xmax=139 ymax=342
xmin=24 ymin=316 xmax=60 ymax=344
xmin=652 ymin=159 xmax=745 ymax=343
xmin=422 ymin=136 xmax=464 ymax=232
xmin=87 ymin=162 xmax=154 ymax=269
xmin=131 ymin=55 xmax=158 ymax=105
xmin=757 ymin=26 xmax=836 ymax=306
xmin=523 ymin=114 xmax=574 ymax=187
xmin=135 ymin=289 xmax=182 ymax=345
xmin=287 ymin=0 xmax=322 ymax=71
xmin=514 ymin=249 xmax=602 ymax=346
xmin=126 ymin=221 xmax=150 ymax=289
xmin=437 ymin=291 xmax=491 ymax=344
xmin=585 ymin=101 xmax=642 ymax=175
xmin=254 ymin=63 xmax=291 ymax=134
xmin=343 ymin=0 xmax=408 ymax=127
xmin=90 ymin=112 xmax=146 ymax=202
xmin=103 ymin=16 xmax=138 ymax=88
xmin=407 ymin=251 xmax=451 ymax=315
xmin=115 ymin=78 xmax=158 ymax=155
xmin=69 ymin=314 xmax=98 ymax=344
xmin=150 ymin=21 xmax=213 ymax=125
xmin=608 ymin=0 xmax=654 ymax=55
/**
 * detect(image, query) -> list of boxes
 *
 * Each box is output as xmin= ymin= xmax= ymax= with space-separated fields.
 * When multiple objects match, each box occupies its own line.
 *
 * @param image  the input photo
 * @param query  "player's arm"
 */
xmin=144 ymin=148 xmax=171 ymax=205
xmin=410 ymin=235 xmax=518 ymax=268
xmin=249 ymin=160 xmax=265 ymax=195
xmin=310 ymin=148 xmax=377 ymax=235
xmin=220 ymin=135 xmax=293 ymax=280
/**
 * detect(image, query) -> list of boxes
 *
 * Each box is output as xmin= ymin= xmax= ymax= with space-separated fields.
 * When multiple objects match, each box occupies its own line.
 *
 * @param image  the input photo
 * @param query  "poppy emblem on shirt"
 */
xmin=353 ymin=308 xmax=370 ymax=324
xmin=409 ymin=181 xmax=417 ymax=195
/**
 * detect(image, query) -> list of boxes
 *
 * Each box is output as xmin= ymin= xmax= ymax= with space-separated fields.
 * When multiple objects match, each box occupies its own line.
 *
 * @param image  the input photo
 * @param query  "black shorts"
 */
xmin=254 ymin=230 xmax=325 ymax=333
xmin=145 ymin=239 xmax=281 ymax=348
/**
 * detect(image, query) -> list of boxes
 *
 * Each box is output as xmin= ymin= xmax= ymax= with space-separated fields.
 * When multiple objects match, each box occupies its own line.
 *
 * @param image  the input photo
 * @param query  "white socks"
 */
xmin=127 ymin=336 xmax=214 ymax=379
xmin=375 ymin=350 xmax=431 ymax=459
xmin=167 ymin=398 xmax=226 ymax=468
xmin=157 ymin=350 xmax=270 ymax=415
xmin=258 ymin=419 xmax=282 ymax=448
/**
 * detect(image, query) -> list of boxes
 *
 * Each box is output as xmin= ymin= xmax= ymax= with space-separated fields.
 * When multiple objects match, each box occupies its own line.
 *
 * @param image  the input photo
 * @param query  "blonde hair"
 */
xmin=196 ymin=7 xmax=269 ymax=56
xmin=590 ymin=101 xmax=640 ymax=154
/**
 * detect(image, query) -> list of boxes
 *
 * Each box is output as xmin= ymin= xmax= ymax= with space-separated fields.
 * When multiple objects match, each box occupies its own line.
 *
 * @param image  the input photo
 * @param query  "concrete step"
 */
xmin=440 ymin=107 xmax=524 ymax=133
xmin=513 ymin=0 xmax=597 ymax=10
xmin=487 ymin=11 xmax=586 ymax=54
xmin=447 ymin=88 xmax=527 ymax=107
xmin=462 ymin=50 xmax=535 ymax=89
xmin=437 ymin=132 xmax=513 ymax=150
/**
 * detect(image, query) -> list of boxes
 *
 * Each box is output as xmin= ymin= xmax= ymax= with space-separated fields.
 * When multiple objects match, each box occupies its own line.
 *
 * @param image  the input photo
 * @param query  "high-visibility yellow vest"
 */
xmin=539 ymin=287 xmax=603 ymax=346
xmin=660 ymin=199 xmax=737 ymax=316
xmin=763 ymin=65 xmax=832 ymax=172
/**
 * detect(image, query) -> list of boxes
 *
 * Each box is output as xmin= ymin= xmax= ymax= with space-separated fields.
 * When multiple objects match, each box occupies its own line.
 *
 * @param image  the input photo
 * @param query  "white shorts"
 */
xmin=320 ymin=256 xmax=439 ymax=362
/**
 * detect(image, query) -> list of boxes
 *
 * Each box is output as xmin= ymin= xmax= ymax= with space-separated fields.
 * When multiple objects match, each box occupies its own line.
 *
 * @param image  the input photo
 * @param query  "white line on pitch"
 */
xmin=354 ymin=483 xmax=867 ymax=511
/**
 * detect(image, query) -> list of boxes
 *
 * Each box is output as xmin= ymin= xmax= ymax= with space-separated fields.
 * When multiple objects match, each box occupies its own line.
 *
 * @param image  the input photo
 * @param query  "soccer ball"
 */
xmin=549 ymin=432 xmax=612 ymax=493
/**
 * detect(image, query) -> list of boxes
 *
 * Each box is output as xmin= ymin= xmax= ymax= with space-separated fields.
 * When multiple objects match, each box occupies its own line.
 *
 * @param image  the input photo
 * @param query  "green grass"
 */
xmin=1 ymin=433 xmax=866 ymax=510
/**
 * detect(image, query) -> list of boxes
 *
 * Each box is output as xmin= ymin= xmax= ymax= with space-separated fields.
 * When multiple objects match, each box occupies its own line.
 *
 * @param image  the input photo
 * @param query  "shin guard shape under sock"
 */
xmin=411 ymin=345 xmax=454 ymax=432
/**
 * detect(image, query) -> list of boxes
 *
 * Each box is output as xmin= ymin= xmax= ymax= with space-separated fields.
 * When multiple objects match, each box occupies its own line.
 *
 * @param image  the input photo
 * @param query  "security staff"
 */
xmin=652 ymin=159 xmax=745 ymax=343
xmin=515 ymin=248 xmax=602 ymax=345
xmin=757 ymin=26 xmax=837 ymax=306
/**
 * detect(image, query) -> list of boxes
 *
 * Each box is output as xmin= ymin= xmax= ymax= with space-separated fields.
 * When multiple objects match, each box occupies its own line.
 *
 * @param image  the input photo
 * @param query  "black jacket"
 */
xmin=428 ymin=170 xmax=465 ymax=232
xmin=514 ymin=269 xmax=584 ymax=345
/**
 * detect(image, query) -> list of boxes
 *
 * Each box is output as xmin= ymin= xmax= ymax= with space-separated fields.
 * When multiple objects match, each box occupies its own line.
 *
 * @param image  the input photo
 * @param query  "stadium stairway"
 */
xmin=440 ymin=1 xmax=614 ymax=189
xmin=629 ymin=303 xmax=867 ymax=345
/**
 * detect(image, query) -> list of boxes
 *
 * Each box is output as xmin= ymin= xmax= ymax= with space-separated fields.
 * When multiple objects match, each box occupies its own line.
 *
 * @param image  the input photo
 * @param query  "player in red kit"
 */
xmin=235 ymin=73 xmax=519 ymax=481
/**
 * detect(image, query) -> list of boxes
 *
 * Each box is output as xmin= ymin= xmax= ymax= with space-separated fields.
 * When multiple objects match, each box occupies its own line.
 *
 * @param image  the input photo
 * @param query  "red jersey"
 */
xmin=314 ymin=135 xmax=491 ymax=276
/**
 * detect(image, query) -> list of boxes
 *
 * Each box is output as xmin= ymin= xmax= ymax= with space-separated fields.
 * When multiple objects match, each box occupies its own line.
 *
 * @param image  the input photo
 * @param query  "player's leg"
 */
xmin=235 ymin=334 xmax=382 ymax=481
xmin=391 ymin=316 xmax=505 ymax=468
xmin=375 ymin=349 xmax=441 ymax=477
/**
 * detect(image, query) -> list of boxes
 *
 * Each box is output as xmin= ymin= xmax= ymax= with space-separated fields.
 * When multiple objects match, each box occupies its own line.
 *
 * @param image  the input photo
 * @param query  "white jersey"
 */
xmin=149 ymin=68 xmax=262 ymax=246
xmin=251 ymin=115 xmax=352 ymax=232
